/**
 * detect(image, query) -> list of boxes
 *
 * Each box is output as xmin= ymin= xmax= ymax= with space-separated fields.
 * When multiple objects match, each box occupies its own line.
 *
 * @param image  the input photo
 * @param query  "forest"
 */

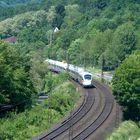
xmin=0 ymin=0 xmax=140 ymax=68
xmin=0 ymin=0 xmax=41 ymax=6
xmin=0 ymin=0 xmax=140 ymax=139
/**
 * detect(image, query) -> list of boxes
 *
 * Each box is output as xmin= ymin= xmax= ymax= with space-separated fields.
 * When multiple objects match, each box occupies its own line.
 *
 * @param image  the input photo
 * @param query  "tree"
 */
xmin=63 ymin=4 xmax=82 ymax=28
xmin=30 ymin=52 xmax=48 ymax=93
xmin=68 ymin=38 xmax=83 ymax=65
xmin=47 ymin=6 xmax=56 ymax=25
xmin=102 ymin=23 xmax=137 ymax=70
xmin=0 ymin=41 xmax=35 ymax=107
xmin=112 ymin=51 xmax=140 ymax=121
xmin=52 ymin=4 xmax=65 ymax=28
xmin=113 ymin=23 xmax=137 ymax=62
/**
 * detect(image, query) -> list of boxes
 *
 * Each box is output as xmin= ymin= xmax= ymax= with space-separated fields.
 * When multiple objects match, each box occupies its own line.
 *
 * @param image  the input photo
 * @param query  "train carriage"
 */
xmin=45 ymin=59 xmax=93 ymax=87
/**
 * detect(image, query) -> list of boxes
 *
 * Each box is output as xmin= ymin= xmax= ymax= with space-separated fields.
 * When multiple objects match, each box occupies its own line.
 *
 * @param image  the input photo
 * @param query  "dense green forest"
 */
xmin=0 ymin=0 xmax=140 ymax=116
xmin=0 ymin=0 xmax=140 ymax=139
xmin=0 ymin=0 xmax=42 ymax=21
xmin=0 ymin=0 xmax=41 ymax=6
xmin=0 ymin=0 xmax=140 ymax=68
xmin=0 ymin=0 xmax=140 ymax=108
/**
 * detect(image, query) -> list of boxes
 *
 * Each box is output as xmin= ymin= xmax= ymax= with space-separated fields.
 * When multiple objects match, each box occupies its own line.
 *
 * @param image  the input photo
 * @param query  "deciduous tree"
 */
xmin=112 ymin=51 xmax=140 ymax=121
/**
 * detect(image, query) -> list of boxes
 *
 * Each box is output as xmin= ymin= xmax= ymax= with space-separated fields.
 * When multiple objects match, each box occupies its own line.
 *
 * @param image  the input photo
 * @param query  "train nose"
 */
xmin=83 ymin=80 xmax=92 ymax=86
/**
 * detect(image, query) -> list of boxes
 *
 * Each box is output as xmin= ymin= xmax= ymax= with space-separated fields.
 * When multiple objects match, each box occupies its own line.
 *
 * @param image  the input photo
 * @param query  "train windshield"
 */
xmin=84 ymin=74 xmax=91 ymax=80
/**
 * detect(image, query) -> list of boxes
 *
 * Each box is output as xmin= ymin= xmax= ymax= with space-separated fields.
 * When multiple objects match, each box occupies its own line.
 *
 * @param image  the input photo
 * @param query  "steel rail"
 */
xmin=34 ymin=80 xmax=114 ymax=140
xmin=72 ymin=80 xmax=113 ymax=140
xmin=34 ymin=87 xmax=95 ymax=140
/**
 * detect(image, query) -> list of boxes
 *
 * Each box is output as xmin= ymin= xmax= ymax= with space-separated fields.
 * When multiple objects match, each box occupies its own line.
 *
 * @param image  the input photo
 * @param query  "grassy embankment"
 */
xmin=0 ymin=73 xmax=80 ymax=140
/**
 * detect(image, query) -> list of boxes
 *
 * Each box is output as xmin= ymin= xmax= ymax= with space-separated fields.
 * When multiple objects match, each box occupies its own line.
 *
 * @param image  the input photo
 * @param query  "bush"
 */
xmin=107 ymin=121 xmax=140 ymax=140
xmin=0 ymin=79 xmax=79 ymax=140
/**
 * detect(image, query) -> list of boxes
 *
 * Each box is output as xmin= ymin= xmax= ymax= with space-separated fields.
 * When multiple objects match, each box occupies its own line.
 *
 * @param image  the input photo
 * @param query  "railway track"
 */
xmin=72 ymin=80 xmax=113 ymax=140
xmin=34 ymin=80 xmax=116 ymax=140
xmin=34 ymin=83 xmax=95 ymax=140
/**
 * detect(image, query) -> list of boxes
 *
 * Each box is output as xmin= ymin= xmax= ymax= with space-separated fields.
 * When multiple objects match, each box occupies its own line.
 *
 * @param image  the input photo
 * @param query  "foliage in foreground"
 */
xmin=0 ymin=41 xmax=35 ymax=106
xmin=107 ymin=121 xmax=140 ymax=140
xmin=112 ymin=52 xmax=140 ymax=121
xmin=0 ymin=81 xmax=79 ymax=140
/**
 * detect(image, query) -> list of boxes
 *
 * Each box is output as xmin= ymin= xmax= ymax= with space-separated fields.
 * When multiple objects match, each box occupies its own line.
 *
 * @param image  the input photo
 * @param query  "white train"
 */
xmin=45 ymin=59 xmax=93 ymax=87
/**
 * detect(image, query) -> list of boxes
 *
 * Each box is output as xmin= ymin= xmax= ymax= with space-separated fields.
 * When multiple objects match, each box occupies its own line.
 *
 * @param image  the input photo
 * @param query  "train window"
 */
xmin=84 ymin=75 xmax=91 ymax=80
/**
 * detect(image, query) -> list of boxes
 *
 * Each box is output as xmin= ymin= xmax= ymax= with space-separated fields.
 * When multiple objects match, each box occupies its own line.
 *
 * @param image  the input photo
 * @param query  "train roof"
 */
xmin=45 ymin=59 xmax=67 ymax=69
xmin=45 ymin=59 xmax=92 ymax=76
xmin=68 ymin=63 xmax=92 ymax=76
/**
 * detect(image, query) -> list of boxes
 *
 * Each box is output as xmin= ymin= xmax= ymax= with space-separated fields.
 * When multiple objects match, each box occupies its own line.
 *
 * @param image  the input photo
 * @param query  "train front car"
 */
xmin=81 ymin=72 xmax=93 ymax=88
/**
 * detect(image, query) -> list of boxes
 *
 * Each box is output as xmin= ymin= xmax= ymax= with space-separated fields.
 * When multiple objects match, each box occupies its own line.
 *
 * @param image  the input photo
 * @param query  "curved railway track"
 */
xmin=34 ymin=80 xmax=116 ymax=140
xmin=72 ymin=80 xmax=113 ymax=140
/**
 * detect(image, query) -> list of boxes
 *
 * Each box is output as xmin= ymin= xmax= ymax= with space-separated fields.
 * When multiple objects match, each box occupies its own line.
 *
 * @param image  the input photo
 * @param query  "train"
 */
xmin=45 ymin=59 xmax=93 ymax=87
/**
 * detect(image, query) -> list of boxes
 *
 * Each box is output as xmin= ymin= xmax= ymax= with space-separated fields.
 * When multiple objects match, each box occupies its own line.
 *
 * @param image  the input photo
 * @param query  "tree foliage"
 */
xmin=112 ymin=52 xmax=140 ymax=121
xmin=0 ymin=0 xmax=140 ymax=112
xmin=0 ymin=41 xmax=35 ymax=106
xmin=52 ymin=4 xmax=65 ymax=28
xmin=30 ymin=52 xmax=48 ymax=93
xmin=0 ymin=0 xmax=140 ymax=70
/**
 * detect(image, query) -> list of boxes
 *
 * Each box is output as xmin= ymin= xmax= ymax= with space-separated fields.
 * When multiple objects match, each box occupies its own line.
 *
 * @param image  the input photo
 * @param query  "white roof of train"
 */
xmin=68 ymin=64 xmax=92 ymax=76
xmin=45 ymin=59 xmax=67 ymax=69
xmin=45 ymin=59 xmax=92 ymax=77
